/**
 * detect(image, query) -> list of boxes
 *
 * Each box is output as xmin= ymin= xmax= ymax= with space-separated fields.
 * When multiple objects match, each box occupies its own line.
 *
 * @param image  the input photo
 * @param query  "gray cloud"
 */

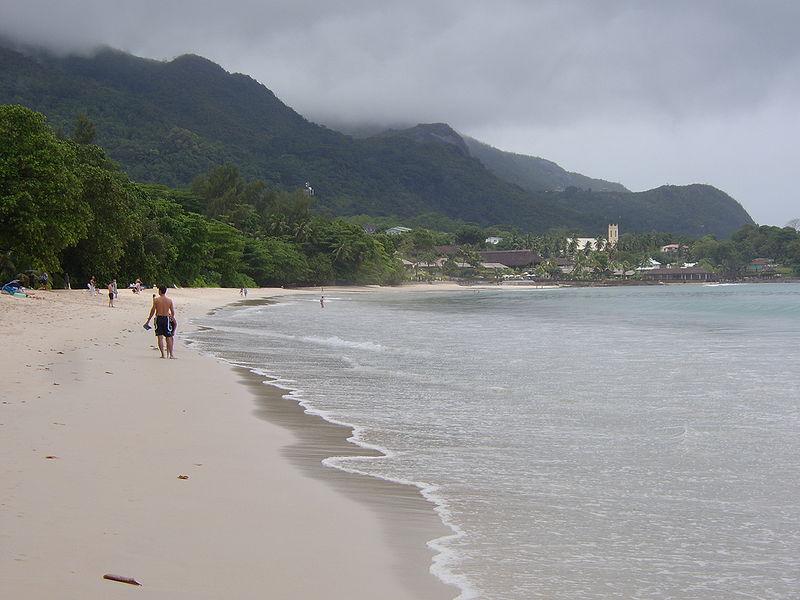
xmin=2 ymin=0 xmax=798 ymax=224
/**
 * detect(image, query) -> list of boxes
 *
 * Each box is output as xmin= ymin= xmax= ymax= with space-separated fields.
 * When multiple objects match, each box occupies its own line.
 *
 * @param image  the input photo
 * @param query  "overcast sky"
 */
xmin=3 ymin=0 xmax=798 ymax=225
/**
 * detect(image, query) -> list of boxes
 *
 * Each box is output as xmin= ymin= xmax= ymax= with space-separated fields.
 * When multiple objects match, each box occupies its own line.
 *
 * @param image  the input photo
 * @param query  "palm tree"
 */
xmin=595 ymin=236 xmax=606 ymax=252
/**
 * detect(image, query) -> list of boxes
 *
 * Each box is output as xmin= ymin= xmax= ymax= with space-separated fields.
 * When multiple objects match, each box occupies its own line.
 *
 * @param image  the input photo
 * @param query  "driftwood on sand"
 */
xmin=103 ymin=574 xmax=142 ymax=586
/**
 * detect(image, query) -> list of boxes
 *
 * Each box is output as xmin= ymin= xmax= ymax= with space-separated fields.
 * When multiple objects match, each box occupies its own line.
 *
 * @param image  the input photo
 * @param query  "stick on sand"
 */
xmin=103 ymin=574 xmax=141 ymax=586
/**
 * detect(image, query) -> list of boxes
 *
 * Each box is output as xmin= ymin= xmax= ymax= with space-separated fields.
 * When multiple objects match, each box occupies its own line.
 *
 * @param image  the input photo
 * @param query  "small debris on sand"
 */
xmin=103 ymin=574 xmax=141 ymax=586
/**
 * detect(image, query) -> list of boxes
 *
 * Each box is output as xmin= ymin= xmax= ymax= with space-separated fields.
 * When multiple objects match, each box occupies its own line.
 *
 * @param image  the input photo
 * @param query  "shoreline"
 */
xmin=186 ymin=293 xmax=468 ymax=598
xmin=188 ymin=293 xmax=476 ymax=598
xmin=0 ymin=287 xmax=457 ymax=599
xmin=231 ymin=365 xmax=461 ymax=598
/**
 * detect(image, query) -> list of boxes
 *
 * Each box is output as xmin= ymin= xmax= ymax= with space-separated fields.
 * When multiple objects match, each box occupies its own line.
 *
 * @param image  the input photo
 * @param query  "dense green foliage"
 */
xmin=0 ymin=43 xmax=754 ymax=237
xmin=0 ymin=106 xmax=403 ymax=287
xmin=690 ymin=225 xmax=800 ymax=277
xmin=462 ymin=135 xmax=628 ymax=193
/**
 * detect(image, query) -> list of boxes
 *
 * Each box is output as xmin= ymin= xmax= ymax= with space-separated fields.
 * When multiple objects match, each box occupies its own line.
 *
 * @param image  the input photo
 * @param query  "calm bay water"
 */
xmin=190 ymin=283 xmax=800 ymax=599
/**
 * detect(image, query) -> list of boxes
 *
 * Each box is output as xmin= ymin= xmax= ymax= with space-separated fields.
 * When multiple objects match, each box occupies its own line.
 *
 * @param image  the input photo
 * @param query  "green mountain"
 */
xmin=0 ymin=43 xmax=754 ymax=236
xmin=462 ymin=136 xmax=629 ymax=193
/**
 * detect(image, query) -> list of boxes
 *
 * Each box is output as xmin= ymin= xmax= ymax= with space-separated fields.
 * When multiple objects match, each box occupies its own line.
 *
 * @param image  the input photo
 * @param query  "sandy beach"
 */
xmin=0 ymin=287 xmax=456 ymax=599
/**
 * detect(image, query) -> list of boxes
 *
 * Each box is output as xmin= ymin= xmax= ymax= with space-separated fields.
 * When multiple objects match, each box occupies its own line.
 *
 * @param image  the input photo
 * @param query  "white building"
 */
xmin=567 ymin=224 xmax=619 ymax=252
xmin=636 ymin=258 xmax=662 ymax=271
xmin=385 ymin=226 xmax=412 ymax=236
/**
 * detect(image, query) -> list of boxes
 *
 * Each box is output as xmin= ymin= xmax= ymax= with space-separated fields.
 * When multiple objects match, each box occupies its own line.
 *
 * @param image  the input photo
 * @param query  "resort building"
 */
xmin=477 ymin=250 xmax=543 ymax=268
xmin=485 ymin=236 xmax=504 ymax=245
xmin=640 ymin=267 xmax=718 ymax=282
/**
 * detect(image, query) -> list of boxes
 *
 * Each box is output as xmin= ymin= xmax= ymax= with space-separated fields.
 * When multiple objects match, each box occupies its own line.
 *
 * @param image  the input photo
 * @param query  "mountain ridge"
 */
xmin=0 ymin=43 xmax=754 ymax=237
xmin=461 ymin=135 xmax=629 ymax=193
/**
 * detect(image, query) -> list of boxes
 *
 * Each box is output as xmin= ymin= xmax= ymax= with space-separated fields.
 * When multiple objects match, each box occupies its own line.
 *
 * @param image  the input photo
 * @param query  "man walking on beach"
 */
xmin=144 ymin=285 xmax=177 ymax=359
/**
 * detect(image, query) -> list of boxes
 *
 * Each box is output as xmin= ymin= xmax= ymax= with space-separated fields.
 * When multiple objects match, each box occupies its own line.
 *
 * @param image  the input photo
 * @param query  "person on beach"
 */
xmin=111 ymin=278 xmax=118 ymax=299
xmin=320 ymin=294 xmax=325 ymax=308
xmin=144 ymin=285 xmax=177 ymax=359
xmin=107 ymin=282 xmax=115 ymax=308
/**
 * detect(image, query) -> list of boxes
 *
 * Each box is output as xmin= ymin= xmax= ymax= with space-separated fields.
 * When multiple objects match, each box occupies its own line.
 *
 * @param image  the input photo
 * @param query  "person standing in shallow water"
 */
xmin=144 ymin=285 xmax=177 ymax=359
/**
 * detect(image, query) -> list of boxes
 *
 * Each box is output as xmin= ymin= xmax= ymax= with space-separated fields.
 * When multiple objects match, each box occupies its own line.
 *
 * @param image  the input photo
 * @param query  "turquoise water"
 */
xmin=191 ymin=283 xmax=800 ymax=599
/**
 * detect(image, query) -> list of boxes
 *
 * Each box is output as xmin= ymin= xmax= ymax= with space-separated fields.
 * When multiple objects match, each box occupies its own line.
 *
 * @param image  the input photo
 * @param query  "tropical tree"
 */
xmin=0 ymin=105 xmax=89 ymax=272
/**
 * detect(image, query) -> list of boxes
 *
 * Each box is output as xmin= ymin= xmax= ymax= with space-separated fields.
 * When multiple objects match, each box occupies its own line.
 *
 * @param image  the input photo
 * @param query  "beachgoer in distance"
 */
xmin=144 ymin=285 xmax=177 ymax=359
xmin=107 ymin=282 xmax=115 ymax=308
xmin=320 ymin=295 xmax=325 ymax=308
xmin=111 ymin=278 xmax=118 ymax=299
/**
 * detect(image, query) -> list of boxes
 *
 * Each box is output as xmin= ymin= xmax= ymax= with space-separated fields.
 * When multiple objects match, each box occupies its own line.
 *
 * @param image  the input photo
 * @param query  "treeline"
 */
xmin=0 ymin=105 xmax=403 ymax=288
xmin=691 ymin=225 xmax=800 ymax=277
xmin=388 ymin=222 xmax=800 ymax=279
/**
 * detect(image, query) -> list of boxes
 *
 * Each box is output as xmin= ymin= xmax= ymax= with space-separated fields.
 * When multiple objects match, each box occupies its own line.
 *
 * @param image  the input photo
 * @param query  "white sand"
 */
xmin=0 ymin=287 xmax=455 ymax=599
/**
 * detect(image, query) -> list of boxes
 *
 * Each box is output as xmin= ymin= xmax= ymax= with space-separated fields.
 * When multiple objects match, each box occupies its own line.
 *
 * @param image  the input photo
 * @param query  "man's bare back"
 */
xmin=152 ymin=293 xmax=174 ymax=317
xmin=145 ymin=286 xmax=177 ymax=359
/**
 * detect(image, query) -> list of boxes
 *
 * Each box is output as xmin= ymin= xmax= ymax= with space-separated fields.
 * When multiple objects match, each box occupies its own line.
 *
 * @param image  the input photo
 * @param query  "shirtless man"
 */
xmin=144 ymin=285 xmax=177 ymax=359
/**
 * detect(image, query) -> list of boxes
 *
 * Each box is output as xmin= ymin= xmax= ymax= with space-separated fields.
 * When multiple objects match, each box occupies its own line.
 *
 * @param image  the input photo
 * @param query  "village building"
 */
xmin=477 ymin=249 xmax=543 ymax=268
xmin=385 ymin=226 xmax=412 ymax=235
xmin=636 ymin=258 xmax=662 ymax=271
xmin=567 ymin=223 xmax=619 ymax=252
xmin=748 ymin=258 xmax=775 ymax=274
xmin=434 ymin=245 xmax=462 ymax=256
xmin=568 ymin=237 xmax=599 ymax=251
xmin=660 ymin=243 xmax=688 ymax=253
xmin=485 ymin=236 xmax=504 ymax=245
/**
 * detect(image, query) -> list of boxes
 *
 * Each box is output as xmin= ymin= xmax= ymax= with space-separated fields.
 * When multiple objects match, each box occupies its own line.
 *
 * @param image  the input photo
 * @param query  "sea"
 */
xmin=188 ymin=283 xmax=800 ymax=600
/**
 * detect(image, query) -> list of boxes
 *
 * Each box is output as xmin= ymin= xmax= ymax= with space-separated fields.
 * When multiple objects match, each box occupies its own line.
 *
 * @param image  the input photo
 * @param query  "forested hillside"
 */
xmin=462 ymin=136 xmax=628 ymax=193
xmin=0 ymin=42 xmax=754 ymax=237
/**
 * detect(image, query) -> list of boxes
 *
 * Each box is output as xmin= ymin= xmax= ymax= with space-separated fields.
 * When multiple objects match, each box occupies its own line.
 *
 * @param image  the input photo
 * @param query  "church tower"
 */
xmin=607 ymin=223 xmax=619 ymax=248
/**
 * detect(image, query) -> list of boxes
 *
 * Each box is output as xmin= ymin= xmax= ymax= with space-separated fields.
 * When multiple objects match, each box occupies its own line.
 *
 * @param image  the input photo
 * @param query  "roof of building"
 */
xmin=433 ymin=245 xmax=462 ymax=256
xmin=477 ymin=249 xmax=542 ymax=267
